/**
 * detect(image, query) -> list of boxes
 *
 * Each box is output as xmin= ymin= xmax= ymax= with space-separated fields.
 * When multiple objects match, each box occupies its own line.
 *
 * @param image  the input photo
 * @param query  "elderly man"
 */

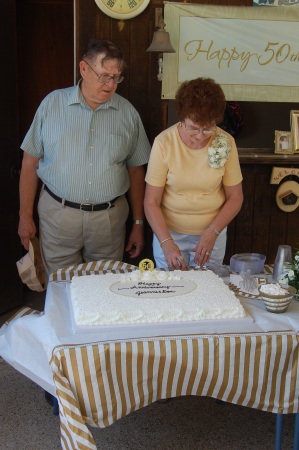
xmin=18 ymin=38 xmax=151 ymax=281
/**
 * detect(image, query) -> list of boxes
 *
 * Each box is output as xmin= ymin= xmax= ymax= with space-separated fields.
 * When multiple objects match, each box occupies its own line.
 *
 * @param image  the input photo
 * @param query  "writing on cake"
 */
xmin=117 ymin=281 xmax=185 ymax=297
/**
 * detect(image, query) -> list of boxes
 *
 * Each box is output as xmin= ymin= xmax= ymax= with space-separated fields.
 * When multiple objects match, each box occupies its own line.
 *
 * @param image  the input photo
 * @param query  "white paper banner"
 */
xmin=179 ymin=17 xmax=299 ymax=86
xmin=162 ymin=3 xmax=299 ymax=101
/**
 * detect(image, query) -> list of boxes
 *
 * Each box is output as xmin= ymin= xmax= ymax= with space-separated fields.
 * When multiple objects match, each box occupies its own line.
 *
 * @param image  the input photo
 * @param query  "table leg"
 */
xmin=53 ymin=397 xmax=59 ymax=416
xmin=294 ymin=413 xmax=299 ymax=450
xmin=275 ymin=414 xmax=283 ymax=450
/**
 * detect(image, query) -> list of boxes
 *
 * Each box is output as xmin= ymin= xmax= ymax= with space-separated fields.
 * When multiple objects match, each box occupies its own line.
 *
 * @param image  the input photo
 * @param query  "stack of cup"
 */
xmin=272 ymin=245 xmax=292 ymax=282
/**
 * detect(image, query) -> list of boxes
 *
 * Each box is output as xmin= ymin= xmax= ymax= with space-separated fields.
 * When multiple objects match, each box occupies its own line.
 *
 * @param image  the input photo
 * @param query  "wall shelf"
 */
xmin=238 ymin=149 xmax=299 ymax=165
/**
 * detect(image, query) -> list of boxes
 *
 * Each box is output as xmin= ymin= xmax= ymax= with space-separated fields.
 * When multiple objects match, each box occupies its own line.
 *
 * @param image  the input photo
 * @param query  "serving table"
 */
xmin=0 ymin=260 xmax=298 ymax=450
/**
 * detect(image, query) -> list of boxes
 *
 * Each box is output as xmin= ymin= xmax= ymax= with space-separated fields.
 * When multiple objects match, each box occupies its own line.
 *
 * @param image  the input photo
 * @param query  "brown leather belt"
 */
xmin=44 ymin=185 xmax=119 ymax=212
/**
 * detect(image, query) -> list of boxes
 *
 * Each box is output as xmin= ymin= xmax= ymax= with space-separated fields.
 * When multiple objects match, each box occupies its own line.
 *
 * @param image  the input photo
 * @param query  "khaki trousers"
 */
xmin=38 ymin=188 xmax=129 ymax=281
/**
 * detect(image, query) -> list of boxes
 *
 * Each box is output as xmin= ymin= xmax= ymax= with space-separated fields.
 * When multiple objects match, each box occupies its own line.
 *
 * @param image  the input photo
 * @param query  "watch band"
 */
xmin=133 ymin=220 xmax=144 ymax=225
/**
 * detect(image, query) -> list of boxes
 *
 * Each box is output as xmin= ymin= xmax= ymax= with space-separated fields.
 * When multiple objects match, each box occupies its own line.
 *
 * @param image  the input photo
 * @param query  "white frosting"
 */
xmin=120 ymin=269 xmax=181 ymax=283
xmin=260 ymin=283 xmax=288 ymax=295
xmin=70 ymin=270 xmax=245 ymax=326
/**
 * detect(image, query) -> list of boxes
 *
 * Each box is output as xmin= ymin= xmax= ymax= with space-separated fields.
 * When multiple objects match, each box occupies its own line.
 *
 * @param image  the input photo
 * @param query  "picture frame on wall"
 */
xmin=274 ymin=130 xmax=293 ymax=155
xmin=291 ymin=110 xmax=299 ymax=153
xmin=253 ymin=1 xmax=299 ymax=5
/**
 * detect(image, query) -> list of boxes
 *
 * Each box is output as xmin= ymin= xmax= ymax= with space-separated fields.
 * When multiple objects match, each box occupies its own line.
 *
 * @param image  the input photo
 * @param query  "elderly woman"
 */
xmin=144 ymin=77 xmax=243 ymax=270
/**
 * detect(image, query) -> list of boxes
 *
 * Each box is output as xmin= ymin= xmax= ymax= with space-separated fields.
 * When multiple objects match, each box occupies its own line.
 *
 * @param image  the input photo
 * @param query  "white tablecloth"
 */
xmin=1 ymin=266 xmax=299 ymax=395
xmin=1 ymin=262 xmax=299 ymax=449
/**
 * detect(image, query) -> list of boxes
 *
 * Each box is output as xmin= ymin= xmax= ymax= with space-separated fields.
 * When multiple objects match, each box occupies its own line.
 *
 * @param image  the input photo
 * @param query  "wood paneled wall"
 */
xmin=76 ymin=0 xmax=298 ymax=265
xmin=18 ymin=0 xmax=74 ymax=142
xmin=226 ymin=163 xmax=299 ymax=265
xmin=76 ymin=0 xmax=252 ymax=143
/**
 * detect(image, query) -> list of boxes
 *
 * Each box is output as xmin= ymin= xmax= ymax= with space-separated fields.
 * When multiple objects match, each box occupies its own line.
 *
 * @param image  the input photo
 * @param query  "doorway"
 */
xmin=0 ymin=0 xmax=74 ymax=314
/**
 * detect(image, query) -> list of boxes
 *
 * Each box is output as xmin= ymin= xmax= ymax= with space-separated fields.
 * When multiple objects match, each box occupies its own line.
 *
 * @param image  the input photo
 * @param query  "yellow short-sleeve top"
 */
xmin=145 ymin=124 xmax=243 ymax=235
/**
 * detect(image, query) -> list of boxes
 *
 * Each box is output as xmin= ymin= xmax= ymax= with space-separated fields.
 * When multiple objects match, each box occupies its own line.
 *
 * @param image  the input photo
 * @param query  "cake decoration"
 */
xmin=139 ymin=258 xmax=155 ymax=272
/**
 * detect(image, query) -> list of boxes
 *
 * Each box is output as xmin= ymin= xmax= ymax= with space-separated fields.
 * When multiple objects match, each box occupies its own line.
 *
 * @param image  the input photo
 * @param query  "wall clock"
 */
xmin=94 ymin=0 xmax=150 ymax=20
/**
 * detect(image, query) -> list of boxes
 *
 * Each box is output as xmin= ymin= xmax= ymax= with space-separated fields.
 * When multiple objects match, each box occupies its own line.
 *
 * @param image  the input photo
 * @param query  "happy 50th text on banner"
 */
xmin=162 ymin=3 xmax=299 ymax=102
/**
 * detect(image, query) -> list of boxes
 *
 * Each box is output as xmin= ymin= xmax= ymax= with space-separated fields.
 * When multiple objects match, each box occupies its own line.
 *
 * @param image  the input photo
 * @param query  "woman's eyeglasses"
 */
xmin=183 ymin=123 xmax=216 ymax=136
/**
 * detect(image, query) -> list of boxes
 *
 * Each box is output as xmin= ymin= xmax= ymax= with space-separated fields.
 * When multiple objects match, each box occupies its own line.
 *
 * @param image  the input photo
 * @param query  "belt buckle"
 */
xmin=80 ymin=203 xmax=93 ymax=212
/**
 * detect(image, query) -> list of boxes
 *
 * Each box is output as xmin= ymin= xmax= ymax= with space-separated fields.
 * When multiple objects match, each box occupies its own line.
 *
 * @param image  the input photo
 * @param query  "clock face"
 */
xmin=94 ymin=0 xmax=150 ymax=20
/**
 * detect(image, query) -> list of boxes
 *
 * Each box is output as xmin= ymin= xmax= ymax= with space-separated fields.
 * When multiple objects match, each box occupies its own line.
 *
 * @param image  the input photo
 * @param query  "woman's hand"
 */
xmin=161 ymin=240 xmax=188 ymax=271
xmin=192 ymin=228 xmax=217 ymax=267
xmin=193 ymin=183 xmax=243 ymax=266
xmin=145 ymin=184 xmax=188 ymax=270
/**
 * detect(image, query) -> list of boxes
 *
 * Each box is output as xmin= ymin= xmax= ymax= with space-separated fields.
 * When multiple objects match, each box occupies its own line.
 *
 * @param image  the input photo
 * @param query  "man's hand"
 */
xmin=18 ymin=152 xmax=39 ymax=250
xmin=18 ymin=215 xmax=37 ymax=250
xmin=125 ymin=224 xmax=145 ymax=258
xmin=127 ymin=165 xmax=146 ymax=258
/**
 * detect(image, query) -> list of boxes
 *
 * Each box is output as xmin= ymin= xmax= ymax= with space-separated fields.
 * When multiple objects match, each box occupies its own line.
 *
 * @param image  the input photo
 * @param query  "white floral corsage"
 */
xmin=208 ymin=133 xmax=231 ymax=168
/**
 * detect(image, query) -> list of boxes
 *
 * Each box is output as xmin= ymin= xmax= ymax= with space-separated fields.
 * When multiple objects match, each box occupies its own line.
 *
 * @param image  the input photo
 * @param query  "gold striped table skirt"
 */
xmin=51 ymin=331 xmax=299 ymax=450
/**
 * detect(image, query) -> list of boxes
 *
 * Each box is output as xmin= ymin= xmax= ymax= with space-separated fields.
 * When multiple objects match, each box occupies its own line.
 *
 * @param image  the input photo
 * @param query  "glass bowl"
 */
xmin=230 ymin=253 xmax=266 ymax=274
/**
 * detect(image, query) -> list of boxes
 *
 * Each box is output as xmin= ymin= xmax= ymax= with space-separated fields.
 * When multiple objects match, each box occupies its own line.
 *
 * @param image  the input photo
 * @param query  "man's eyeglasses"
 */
xmin=84 ymin=60 xmax=124 ymax=84
xmin=183 ymin=122 xmax=216 ymax=136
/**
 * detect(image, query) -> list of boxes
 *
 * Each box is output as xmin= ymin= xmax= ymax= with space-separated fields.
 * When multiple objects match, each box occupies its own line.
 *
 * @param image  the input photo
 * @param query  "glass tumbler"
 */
xmin=272 ymin=245 xmax=292 ymax=282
